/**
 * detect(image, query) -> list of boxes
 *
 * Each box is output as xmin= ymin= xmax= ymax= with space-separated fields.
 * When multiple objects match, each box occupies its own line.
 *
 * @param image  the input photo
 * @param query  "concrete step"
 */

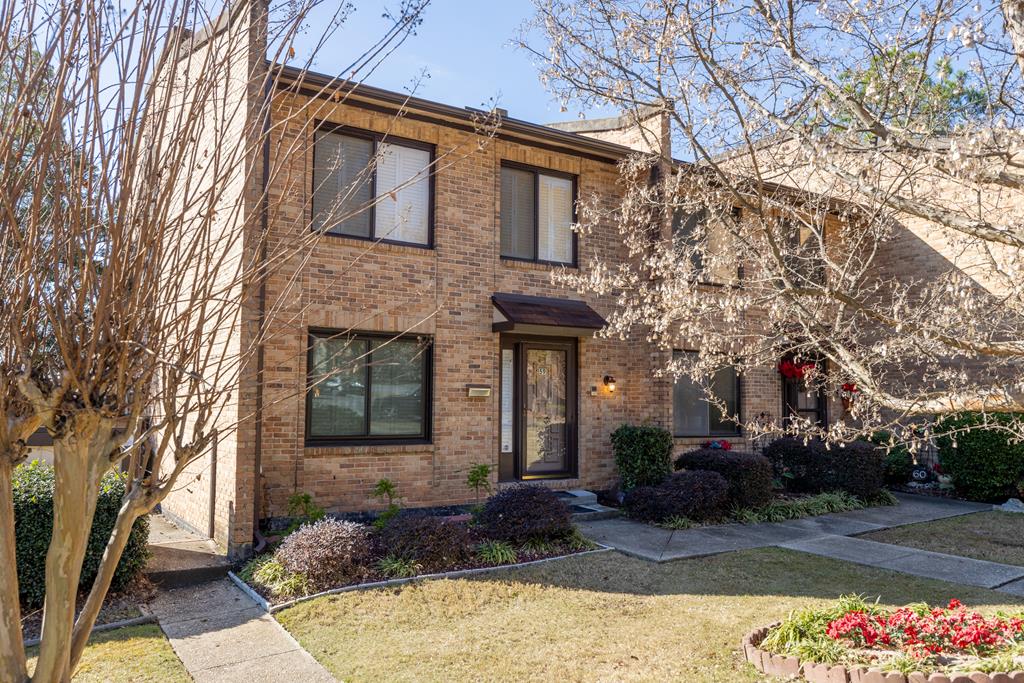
xmin=570 ymin=503 xmax=620 ymax=522
xmin=145 ymin=514 xmax=233 ymax=589
xmin=556 ymin=489 xmax=599 ymax=507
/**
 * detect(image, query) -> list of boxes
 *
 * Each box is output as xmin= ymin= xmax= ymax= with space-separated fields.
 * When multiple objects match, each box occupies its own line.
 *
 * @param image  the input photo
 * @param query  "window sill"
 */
xmin=305 ymin=441 xmax=436 ymax=457
xmin=314 ymin=231 xmax=435 ymax=254
xmin=500 ymin=257 xmax=577 ymax=271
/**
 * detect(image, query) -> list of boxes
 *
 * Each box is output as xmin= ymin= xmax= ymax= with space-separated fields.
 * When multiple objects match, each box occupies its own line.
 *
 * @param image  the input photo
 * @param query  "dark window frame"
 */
xmin=497 ymin=334 xmax=579 ymax=482
xmin=671 ymin=350 xmax=743 ymax=438
xmin=311 ymin=121 xmax=436 ymax=249
xmin=499 ymin=160 xmax=578 ymax=267
xmin=781 ymin=217 xmax=827 ymax=286
xmin=671 ymin=206 xmax=745 ymax=287
xmin=781 ymin=357 xmax=829 ymax=428
xmin=305 ymin=328 xmax=434 ymax=447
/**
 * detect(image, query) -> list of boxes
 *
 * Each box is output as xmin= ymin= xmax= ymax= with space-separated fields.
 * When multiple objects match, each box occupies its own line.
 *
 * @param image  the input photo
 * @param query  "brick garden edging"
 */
xmin=743 ymin=623 xmax=1024 ymax=683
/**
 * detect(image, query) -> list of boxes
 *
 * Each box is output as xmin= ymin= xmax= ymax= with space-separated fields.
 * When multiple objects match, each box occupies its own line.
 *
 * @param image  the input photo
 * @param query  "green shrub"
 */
xmin=869 ymin=432 xmax=915 ymax=486
xmin=623 ymin=470 xmax=729 ymax=523
xmin=763 ymin=437 xmax=829 ymax=493
xmin=936 ymin=412 xmax=1024 ymax=502
xmin=674 ymin=449 xmax=773 ymax=508
xmin=477 ymin=485 xmax=573 ymax=543
xmin=611 ymin=424 xmax=673 ymax=491
xmin=476 ymin=540 xmax=518 ymax=565
xmin=283 ymin=491 xmax=325 ymax=535
xmin=827 ymin=440 xmax=886 ymax=500
xmin=763 ymin=437 xmax=885 ymax=499
xmin=13 ymin=461 xmax=150 ymax=609
xmin=239 ymin=554 xmax=310 ymax=598
xmin=377 ymin=554 xmax=421 ymax=579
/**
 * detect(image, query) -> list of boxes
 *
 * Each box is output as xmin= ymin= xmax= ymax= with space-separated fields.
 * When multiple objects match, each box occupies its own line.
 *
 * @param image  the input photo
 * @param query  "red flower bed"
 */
xmin=826 ymin=599 xmax=1024 ymax=659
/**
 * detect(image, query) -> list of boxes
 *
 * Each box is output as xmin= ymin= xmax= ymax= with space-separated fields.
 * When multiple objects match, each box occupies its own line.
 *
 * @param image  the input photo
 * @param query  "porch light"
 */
xmin=603 ymin=375 xmax=616 ymax=392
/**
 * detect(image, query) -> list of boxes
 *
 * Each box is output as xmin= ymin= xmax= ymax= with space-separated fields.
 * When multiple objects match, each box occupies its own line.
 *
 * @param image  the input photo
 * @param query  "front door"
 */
xmin=499 ymin=336 xmax=577 ymax=480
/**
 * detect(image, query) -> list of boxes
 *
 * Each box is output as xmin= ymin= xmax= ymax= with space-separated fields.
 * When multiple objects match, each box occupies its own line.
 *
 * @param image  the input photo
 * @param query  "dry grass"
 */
xmin=28 ymin=624 xmax=188 ymax=682
xmin=860 ymin=511 xmax=1024 ymax=566
xmin=276 ymin=547 xmax=1024 ymax=683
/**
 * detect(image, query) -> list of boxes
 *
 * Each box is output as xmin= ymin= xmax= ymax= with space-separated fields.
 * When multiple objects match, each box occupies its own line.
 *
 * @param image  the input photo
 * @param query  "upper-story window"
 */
xmin=783 ymin=218 xmax=825 ymax=286
xmin=672 ymin=206 xmax=742 ymax=284
xmin=500 ymin=162 xmax=576 ymax=265
xmin=312 ymin=124 xmax=434 ymax=247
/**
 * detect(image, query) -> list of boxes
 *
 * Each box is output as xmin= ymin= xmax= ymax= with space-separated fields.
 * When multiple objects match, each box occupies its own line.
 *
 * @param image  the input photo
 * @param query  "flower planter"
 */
xmin=742 ymin=624 xmax=1024 ymax=683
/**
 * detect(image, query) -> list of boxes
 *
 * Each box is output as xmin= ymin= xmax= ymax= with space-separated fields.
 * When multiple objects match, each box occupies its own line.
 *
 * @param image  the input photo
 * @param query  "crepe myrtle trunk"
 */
xmin=31 ymin=418 xmax=112 ymax=683
xmin=68 ymin=490 xmax=151 ymax=672
xmin=0 ymin=457 xmax=27 ymax=682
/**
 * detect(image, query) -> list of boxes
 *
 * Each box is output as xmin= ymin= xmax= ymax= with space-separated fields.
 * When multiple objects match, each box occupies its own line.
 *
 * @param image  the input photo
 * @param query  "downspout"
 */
xmin=251 ymin=66 xmax=272 ymax=555
xmin=208 ymin=430 xmax=218 ymax=539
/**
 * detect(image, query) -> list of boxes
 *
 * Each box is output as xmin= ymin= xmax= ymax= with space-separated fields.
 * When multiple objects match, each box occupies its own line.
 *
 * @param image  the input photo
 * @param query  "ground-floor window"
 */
xmin=306 ymin=330 xmax=432 ymax=445
xmin=672 ymin=350 xmax=741 ymax=437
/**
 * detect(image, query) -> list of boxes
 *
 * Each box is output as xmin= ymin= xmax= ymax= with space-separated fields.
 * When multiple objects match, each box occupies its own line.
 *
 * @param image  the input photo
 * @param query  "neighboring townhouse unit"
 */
xmin=159 ymin=4 xmax=843 ymax=557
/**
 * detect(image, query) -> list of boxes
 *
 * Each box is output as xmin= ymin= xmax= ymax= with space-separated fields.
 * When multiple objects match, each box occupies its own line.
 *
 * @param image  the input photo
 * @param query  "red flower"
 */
xmin=778 ymin=359 xmax=816 ymax=380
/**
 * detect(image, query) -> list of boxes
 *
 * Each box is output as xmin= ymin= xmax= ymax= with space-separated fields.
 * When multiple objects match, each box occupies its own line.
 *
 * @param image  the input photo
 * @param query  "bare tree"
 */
xmin=0 ymin=0 xmax=504 ymax=679
xmin=520 ymin=0 xmax=1024 ymax=445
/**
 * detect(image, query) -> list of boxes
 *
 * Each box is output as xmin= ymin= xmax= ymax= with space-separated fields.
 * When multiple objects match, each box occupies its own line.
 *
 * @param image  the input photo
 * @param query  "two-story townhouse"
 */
xmin=158 ymin=3 xmax=837 ymax=557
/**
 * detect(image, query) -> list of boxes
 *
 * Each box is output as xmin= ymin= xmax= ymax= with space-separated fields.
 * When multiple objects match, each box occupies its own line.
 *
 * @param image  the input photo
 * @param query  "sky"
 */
xmin=294 ymin=0 xmax=610 ymax=126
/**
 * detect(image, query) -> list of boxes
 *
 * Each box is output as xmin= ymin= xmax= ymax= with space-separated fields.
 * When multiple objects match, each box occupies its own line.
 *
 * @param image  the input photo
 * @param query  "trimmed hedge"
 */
xmin=623 ymin=470 xmax=729 ymax=523
xmin=870 ymin=431 xmax=914 ymax=486
xmin=936 ymin=412 xmax=1024 ymax=502
xmin=763 ymin=437 xmax=885 ymax=499
xmin=674 ymin=449 xmax=773 ymax=508
xmin=13 ymin=461 xmax=150 ymax=608
xmin=611 ymin=424 xmax=673 ymax=491
xmin=476 ymin=485 xmax=572 ymax=543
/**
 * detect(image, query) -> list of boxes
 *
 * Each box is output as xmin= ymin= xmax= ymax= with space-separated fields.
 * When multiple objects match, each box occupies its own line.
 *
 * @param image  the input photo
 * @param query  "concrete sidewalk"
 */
xmin=577 ymin=493 xmax=1024 ymax=594
xmin=579 ymin=493 xmax=990 ymax=562
xmin=149 ymin=579 xmax=335 ymax=683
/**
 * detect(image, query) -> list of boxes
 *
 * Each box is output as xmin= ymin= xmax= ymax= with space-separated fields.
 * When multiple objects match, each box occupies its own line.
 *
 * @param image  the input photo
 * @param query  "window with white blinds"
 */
xmin=312 ymin=127 xmax=432 ymax=246
xmin=500 ymin=164 xmax=575 ymax=265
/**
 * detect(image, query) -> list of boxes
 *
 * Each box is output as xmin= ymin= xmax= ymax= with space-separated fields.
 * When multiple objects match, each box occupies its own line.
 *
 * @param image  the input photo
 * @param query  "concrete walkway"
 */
xmin=148 ymin=579 xmax=335 ymax=683
xmin=578 ymin=493 xmax=1024 ymax=594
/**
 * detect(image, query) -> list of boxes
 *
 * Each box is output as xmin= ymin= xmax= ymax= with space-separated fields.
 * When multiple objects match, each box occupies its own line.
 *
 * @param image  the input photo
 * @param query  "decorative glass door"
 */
xmin=498 ymin=336 xmax=577 ymax=480
xmin=524 ymin=347 xmax=569 ymax=475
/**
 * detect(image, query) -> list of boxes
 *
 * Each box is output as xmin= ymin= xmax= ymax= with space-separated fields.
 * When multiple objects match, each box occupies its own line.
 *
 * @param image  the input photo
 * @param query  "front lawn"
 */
xmin=28 ymin=624 xmax=188 ymax=682
xmin=860 ymin=511 xmax=1024 ymax=566
xmin=276 ymin=548 xmax=1024 ymax=682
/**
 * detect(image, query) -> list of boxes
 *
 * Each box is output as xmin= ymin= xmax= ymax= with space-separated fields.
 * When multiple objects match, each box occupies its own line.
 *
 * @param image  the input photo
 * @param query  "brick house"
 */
xmin=159 ymin=4 xmax=843 ymax=557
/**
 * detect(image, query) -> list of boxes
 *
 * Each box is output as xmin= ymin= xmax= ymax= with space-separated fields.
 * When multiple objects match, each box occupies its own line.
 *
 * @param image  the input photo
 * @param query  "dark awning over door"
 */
xmin=491 ymin=292 xmax=607 ymax=337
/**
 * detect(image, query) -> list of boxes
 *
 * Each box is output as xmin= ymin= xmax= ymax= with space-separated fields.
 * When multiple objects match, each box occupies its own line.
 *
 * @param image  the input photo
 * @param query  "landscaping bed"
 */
xmin=238 ymin=484 xmax=599 ymax=606
xmin=750 ymin=595 xmax=1024 ymax=680
xmin=609 ymin=428 xmax=897 ymax=529
xmin=20 ymin=575 xmax=156 ymax=643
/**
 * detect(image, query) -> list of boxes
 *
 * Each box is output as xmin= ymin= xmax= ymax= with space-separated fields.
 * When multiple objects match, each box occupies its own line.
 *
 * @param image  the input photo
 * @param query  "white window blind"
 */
xmin=375 ymin=142 xmax=430 ymax=245
xmin=538 ymin=174 xmax=573 ymax=263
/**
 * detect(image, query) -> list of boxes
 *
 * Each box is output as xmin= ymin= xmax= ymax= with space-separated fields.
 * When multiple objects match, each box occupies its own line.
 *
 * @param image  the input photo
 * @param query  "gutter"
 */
xmin=269 ymin=62 xmax=638 ymax=165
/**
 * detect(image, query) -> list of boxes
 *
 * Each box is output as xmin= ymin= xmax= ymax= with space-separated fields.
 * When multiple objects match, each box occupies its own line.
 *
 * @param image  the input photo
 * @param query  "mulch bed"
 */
xmin=20 ymin=576 xmax=156 ymax=642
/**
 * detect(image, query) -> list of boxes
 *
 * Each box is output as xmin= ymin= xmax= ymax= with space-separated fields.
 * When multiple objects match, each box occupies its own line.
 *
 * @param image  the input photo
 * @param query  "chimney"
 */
xmin=545 ymin=103 xmax=671 ymax=159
